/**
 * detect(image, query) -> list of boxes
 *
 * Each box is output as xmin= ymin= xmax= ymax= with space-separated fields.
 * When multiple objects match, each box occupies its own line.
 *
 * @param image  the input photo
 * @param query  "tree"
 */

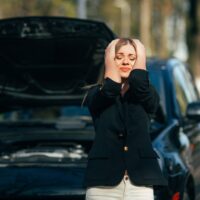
xmin=139 ymin=0 xmax=152 ymax=55
xmin=0 ymin=0 xmax=76 ymax=18
xmin=186 ymin=0 xmax=200 ymax=87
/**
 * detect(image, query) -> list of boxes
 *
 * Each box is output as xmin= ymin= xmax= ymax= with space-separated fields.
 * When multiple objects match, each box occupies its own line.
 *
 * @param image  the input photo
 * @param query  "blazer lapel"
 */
xmin=115 ymin=96 xmax=127 ymax=136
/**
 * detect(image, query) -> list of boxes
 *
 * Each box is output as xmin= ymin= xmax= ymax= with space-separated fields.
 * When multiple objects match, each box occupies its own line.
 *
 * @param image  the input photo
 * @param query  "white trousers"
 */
xmin=85 ymin=175 xmax=154 ymax=200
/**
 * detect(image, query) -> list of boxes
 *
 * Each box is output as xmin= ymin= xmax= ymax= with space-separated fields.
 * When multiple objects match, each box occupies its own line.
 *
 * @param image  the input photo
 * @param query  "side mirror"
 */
xmin=186 ymin=101 xmax=200 ymax=120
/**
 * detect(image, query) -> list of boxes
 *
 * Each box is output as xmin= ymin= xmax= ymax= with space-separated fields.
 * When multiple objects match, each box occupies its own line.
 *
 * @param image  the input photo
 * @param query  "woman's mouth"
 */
xmin=120 ymin=67 xmax=131 ymax=72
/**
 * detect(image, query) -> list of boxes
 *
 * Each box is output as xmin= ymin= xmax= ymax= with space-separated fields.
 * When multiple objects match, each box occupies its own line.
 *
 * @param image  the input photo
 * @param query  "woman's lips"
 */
xmin=120 ymin=67 xmax=131 ymax=72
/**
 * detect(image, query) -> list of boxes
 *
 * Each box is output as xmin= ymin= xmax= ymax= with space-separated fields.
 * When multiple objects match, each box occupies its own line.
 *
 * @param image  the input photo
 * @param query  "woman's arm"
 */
xmin=128 ymin=39 xmax=159 ymax=114
xmin=128 ymin=69 xmax=159 ymax=114
xmin=85 ymin=39 xmax=122 ymax=115
xmin=85 ymin=78 xmax=121 ymax=115
xmin=104 ymin=39 xmax=121 ymax=82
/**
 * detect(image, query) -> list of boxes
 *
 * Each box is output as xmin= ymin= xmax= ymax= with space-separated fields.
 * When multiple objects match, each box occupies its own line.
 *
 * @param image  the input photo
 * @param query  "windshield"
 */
xmin=148 ymin=70 xmax=163 ymax=95
xmin=148 ymin=69 xmax=166 ymax=114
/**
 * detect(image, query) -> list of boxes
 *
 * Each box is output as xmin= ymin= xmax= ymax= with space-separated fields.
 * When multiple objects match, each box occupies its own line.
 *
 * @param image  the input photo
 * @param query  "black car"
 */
xmin=0 ymin=16 xmax=199 ymax=200
xmin=147 ymin=58 xmax=200 ymax=200
xmin=0 ymin=16 xmax=113 ymax=199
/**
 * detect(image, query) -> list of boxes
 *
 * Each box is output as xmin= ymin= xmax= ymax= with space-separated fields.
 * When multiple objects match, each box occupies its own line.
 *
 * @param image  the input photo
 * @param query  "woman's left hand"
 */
xmin=132 ymin=39 xmax=146 ymax=70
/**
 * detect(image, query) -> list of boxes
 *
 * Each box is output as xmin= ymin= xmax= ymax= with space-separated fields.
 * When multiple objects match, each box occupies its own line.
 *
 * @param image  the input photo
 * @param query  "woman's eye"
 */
xmin=130 ymin=57 xmax=136 ymax=61
xmin=115 ymin=56 xmax=122 ymax=60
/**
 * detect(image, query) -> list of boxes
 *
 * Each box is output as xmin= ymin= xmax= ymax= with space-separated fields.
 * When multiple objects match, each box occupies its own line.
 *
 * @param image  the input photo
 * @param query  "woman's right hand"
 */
xmin=132 ymin=39 xmax=146 ymax=70
xmin=104 ymin=39 xmax=121 ymax=83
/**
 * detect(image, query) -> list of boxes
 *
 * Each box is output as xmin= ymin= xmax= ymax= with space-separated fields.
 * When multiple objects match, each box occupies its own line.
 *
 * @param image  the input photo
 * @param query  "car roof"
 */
xmin=147 ymin=57 xmax=189 ymax=70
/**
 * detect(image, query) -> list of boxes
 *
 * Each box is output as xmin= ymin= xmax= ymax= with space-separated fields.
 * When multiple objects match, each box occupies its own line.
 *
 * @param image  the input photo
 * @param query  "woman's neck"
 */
xmin=121 ymin=79 xmax=129 ymax=96
xmin=121 ymin=78 xmax=127 ymax=84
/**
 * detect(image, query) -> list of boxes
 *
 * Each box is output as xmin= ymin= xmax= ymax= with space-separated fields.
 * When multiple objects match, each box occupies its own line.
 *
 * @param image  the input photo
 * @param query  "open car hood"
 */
xmin=0 ymin=16 xmax=115 ymax=109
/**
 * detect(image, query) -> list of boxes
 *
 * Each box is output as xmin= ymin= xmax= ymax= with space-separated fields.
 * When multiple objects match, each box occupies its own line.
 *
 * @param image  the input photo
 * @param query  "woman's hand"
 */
xmin=132 ymin=39 xmax=146 ymax=70
xmin=104 ymin=39 xmax=121 ymax=83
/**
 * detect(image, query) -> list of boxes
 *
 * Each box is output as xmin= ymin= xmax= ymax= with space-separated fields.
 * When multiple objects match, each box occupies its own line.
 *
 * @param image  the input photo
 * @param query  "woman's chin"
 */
xmin=120 ymin=71 xmax=131 ymax=79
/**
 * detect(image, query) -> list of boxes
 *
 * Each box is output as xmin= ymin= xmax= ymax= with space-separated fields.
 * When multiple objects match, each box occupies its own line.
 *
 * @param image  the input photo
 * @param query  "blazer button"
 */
xmin=124 ymin=146 xmax=128 ymax=151
xmin=118 ymin=133 xmax=123 ymax=137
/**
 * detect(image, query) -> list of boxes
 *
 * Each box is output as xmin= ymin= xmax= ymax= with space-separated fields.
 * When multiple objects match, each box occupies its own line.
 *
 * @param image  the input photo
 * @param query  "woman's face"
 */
xmin=115 ymin=43 xmax=136 ymax=79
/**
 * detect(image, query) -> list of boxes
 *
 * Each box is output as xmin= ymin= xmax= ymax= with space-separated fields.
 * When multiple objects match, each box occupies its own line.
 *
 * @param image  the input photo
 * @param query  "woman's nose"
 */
xmin=122 ymin=57 xmax=129 ymax=65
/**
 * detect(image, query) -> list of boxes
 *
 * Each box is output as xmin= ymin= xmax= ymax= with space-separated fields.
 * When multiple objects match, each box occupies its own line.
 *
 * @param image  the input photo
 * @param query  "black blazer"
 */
xmin=83 ymin=69 xmax=168 ymax=188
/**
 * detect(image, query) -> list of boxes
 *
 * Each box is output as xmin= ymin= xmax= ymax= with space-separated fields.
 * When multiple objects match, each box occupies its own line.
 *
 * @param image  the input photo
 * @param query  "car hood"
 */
xmin=0 ymin=16 xmax=115 ymax=109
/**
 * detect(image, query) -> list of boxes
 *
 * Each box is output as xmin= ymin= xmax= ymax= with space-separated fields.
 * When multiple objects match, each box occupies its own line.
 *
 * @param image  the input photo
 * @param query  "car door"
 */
xmin=171 ymin=63 xmax=199 ymax=164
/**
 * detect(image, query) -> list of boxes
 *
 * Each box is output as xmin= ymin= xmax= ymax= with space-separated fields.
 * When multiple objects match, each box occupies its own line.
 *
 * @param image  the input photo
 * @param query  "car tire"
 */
xmin=183 ymin=190 xmax=190 ymax=200
xmin=182 ymin=177 xmax=195 ymax=200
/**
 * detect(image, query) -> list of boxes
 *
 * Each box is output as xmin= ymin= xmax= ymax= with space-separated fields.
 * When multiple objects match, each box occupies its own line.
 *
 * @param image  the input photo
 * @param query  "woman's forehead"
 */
xmin=116 ymin=44 xmax=136 ymax=54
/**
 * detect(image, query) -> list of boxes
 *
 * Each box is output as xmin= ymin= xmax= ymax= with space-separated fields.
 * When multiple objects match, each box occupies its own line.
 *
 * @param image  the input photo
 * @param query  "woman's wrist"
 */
xmin=104 ymin=72 xmax=121 ymax=83
xmin=101 ymin=77 xmax=121 ymax=97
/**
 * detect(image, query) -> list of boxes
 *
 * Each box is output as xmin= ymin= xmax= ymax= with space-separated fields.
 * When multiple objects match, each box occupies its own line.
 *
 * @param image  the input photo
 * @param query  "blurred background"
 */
xmin=0 ymin=0 xmax=199 ymax=90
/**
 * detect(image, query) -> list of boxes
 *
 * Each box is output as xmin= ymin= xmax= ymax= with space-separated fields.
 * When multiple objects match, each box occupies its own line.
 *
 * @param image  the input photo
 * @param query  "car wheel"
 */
xmin=182 ymin=175 xmax=195 ymax=200
xmin=182 ymin=185 xmax=195 ymax=200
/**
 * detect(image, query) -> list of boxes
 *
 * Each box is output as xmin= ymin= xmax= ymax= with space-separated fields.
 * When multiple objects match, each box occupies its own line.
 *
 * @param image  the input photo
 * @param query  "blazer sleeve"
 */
xmin=85 ymin=78 xmax=121 ymax=115
xmin=128 ymin=69 xmax=159 ymax=114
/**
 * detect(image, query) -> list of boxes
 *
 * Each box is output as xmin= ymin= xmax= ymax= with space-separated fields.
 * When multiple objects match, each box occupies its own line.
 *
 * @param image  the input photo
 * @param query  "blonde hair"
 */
xmin=115 ymin=38 xmax=137 ymax=55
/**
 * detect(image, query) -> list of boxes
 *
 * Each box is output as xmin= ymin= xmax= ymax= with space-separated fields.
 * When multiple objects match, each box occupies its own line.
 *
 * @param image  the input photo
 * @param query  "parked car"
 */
xmin=0 ymin=16 xmax=113 ymax=200
xmin=147 ymin=58 xmax=200 ymax=200
xmin=0 ymin=16 xmax=199 ymax=200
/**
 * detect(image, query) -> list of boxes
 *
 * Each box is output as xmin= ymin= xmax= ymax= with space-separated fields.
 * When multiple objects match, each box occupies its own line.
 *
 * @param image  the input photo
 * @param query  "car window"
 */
xmin=181 ymin=65 xmax=198 ymax=101
xmin=172 ymin=64 xmax=197 ymax=116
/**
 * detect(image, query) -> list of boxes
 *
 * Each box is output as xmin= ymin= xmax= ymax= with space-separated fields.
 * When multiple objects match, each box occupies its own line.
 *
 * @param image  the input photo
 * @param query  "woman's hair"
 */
xmin=115 ymin=38 xmax=137 ymax=56
xmin=98 ymin=38 xmax=137 ymax=85
xmin=81 ymin=38 xmax=136 ymax=107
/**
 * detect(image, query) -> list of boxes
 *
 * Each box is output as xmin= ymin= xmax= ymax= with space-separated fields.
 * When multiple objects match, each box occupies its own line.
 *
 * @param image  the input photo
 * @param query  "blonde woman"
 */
xmin=83 ymin=38 xmax=167 ymax=200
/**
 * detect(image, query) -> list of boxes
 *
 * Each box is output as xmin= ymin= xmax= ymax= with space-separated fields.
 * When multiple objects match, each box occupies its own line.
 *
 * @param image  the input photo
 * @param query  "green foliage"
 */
xmin=0 ymin=0 xmax=199 ymax=71
xmin=0 ymin=0 xmax=76 ymax=18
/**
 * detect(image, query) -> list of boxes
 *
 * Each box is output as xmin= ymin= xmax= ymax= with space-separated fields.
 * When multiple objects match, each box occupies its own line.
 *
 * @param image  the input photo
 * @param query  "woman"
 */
xmin=83 ymin=38 xmax=167 ymax=200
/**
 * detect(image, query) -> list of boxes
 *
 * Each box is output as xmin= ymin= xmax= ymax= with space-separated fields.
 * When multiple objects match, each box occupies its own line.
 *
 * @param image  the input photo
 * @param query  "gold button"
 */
xmin=124 ymin=146 xmax=128 ymax=151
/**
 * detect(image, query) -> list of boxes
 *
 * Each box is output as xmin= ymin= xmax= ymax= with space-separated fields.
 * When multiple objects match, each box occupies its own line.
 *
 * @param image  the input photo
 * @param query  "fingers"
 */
xmin=132 ymin=39 xmax=146 ymax=70
xmin=104 ymin=39 xmax=121 ymax=82
xmin=105 ymin=39 xmax=119 ymax=63
xmin=132 ymin=39 xmax=146 ymax=55
xmin=105 ymin=39 xmax=119 ymax=56
xmin=105 ymin=39 xmax=119 ymax=50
